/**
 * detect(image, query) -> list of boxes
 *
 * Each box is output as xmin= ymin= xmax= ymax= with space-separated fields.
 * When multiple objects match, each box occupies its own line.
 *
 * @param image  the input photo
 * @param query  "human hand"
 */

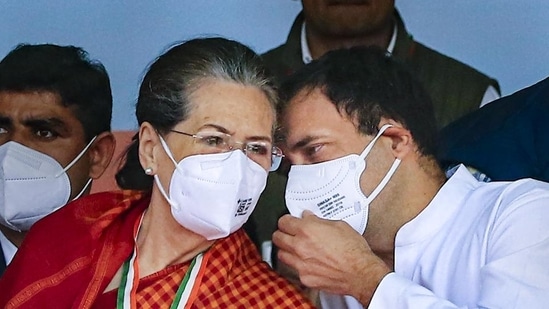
xmin=272 ymin=210 xmax=391 ymax=306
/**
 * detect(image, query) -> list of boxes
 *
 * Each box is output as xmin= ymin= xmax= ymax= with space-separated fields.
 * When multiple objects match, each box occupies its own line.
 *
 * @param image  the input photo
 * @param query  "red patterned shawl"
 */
xmin=0 ymin=191 xmax=314 ymax=309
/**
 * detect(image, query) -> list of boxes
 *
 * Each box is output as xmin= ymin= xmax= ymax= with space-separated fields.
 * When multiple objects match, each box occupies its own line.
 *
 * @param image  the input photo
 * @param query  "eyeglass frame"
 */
xmin=168 ymin=129 xmax=284 ymax=171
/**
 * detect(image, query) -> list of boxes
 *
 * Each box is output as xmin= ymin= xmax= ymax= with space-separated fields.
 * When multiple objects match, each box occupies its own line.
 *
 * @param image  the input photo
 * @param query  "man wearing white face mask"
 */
xmin=0 ymin=44 xmax=115 ymax=275
xmin=272 ymin=46 xmax=549 ymax=308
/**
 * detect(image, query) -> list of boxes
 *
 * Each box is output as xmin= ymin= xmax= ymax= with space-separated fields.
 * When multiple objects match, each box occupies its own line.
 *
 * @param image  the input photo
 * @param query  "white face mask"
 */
xmin=0 ymin=138 xmax=96 ymax=232
xmin=285 ymin=124 xmax=400 ymax=235
xmin=155 ymin=135 xmax=268 ymax=240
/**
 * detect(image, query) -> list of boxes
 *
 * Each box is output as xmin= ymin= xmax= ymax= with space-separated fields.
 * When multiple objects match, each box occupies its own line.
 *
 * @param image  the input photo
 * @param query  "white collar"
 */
xmin=0 ymin=230 xmax=17 ymax=265
xmin=301 ymin=21 xmax=398 ymax=64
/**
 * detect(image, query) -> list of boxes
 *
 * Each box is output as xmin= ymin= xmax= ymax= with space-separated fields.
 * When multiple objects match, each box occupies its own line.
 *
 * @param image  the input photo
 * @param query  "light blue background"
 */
xmin=1 ymin=1 xmax=548 ymax=130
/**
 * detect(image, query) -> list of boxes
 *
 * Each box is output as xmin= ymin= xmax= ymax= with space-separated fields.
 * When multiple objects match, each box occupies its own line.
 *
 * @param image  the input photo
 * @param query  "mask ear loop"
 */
xmin=71 ymin=178 xmax=93 ymax=201
xmin=359 ymin=124 xmax=401 ymax=203
xmin=48 ymin=176 xmax=96 ymax=229
xmin=158 ymin=134 xmax=180 ymax=167
xmin=366 ymin=158 xmax=401 ymax=203
xmin=154 ymin=135 xmax=181 ymax=209
xmin=55 ymin=135 xmax=98 ymax=177
xmin=359 ymin=124 xmax=393 ymax=160
xmin=54 ymin=135 xmax=98 ymax=203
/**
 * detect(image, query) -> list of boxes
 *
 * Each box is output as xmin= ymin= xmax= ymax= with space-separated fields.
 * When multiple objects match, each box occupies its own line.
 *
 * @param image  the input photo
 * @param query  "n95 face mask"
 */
xmin=285 ymin=124 xmax=400 ymax=235
xmin=0 ymin=139 xmax=95 ymax=232
xmin=155 ymin=136 xmax=268 ymax=240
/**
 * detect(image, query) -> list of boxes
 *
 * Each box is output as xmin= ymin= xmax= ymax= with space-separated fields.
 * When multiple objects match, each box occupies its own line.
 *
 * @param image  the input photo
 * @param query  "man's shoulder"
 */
xmin=394 ymin=10 xmax=498 ymax=91
xmin=260 ymin=13 xmax=303 ymax=81
xmin=261 ymin=44 xmax=286 ymax=61
xmin=393 ymin=16 xmax=499 ymax=126
xmin=261 ymin=43 xmax=302 ymax=81
xmin=415 ymin=42 xmax=495 ymax=85
xmin=470 ymin=178 xmax=549 ymax=219
xmin=469 ymin=178 xmax=549 ymax=251
xmin=498 ymin=178 xmax=549 ymax=204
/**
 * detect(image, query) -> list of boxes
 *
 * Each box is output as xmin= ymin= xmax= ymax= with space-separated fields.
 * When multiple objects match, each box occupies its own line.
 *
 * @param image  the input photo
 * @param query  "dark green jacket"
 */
xmin=262 ymin=10 xmax=500 ymax=129
xmin=246 ymin=10 xmax=500 ymax=251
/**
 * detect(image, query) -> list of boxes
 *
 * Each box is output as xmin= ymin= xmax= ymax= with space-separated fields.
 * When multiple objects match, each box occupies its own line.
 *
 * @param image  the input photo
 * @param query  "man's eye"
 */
xmin=305 ymin=145 xmax=322 ymax=157
xmin=0 ymin=127 xmax=8 ymax=134
xmin=35 ymin=129 xmax=56 ymax=138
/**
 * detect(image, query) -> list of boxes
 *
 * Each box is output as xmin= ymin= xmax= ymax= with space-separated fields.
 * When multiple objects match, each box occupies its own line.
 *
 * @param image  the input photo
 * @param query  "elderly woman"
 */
xmin=0 ymin=38 xmax=314 ymax=308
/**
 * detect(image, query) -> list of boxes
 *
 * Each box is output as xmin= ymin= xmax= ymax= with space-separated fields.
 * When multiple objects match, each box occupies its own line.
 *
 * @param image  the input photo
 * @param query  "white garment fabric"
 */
xmin=0 ymin=231 xmax=16 ymax=265
xmin=300 ymin=23 xmax=499 ymax=107
xmin=364 ymin=165 xmax=549 ymax=308
xmin=320 ymin=292 xmax=362 ymax=309
xmin=300 ymin=22 xmax=397 ymax=64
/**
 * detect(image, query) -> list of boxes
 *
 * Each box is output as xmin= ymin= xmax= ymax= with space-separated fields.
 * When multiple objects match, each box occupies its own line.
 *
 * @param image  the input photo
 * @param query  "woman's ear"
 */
xmin=87 ymin=131 xmax=116 ymax=179
xmin=138 ymin=122 xmax=160 ymax=174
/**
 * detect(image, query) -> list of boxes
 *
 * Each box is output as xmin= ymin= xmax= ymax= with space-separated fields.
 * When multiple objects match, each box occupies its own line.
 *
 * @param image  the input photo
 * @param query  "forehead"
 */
xmin=0 ymin=90 xmax=76 ymax=120
xmin=281 ymin=88 xmax=357 ymax=145
xmin=182 ymin=79 xmax=275 ymax=136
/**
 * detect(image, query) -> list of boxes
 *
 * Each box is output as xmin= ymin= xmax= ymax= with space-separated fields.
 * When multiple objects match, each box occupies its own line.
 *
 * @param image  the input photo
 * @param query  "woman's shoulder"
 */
xmin=27 ymin=190 xmax=148 ymax=246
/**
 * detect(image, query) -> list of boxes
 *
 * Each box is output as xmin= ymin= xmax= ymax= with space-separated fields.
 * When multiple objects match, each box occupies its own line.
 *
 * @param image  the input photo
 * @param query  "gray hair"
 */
xmin=117 ymin=37 xmax=277 ymax=190
xmin=136 ymin=37 xmax=277 ymax=134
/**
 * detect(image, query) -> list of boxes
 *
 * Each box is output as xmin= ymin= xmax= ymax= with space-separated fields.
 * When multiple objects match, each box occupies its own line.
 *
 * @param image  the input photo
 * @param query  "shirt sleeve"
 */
xmin=370 ymin=273 xmax=460 ymax=308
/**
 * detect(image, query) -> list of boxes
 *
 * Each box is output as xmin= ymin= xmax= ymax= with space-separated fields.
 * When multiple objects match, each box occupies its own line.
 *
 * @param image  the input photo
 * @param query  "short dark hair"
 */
xmin=0 ymin=44 xmax=112 ymax=141
xmin=116 ymin=37 xmax=277 ymax=190
xmin=279 ymin=46 xmax=438 ymax=156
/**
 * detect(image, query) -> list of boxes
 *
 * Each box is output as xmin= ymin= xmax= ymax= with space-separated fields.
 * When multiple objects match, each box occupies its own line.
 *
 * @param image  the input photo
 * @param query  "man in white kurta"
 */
xmin=272 ymin=46 xmax=549 ymax=309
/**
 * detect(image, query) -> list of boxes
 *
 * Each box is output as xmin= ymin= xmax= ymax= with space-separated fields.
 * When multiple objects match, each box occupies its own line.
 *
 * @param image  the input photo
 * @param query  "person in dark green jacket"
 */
xmin=246 ymin=1 xmax=501 ymax=263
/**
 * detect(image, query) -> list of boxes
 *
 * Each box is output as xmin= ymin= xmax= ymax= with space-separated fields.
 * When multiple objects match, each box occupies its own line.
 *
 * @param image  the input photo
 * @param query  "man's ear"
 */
xmin=87 ymin=131 xmax=116 ymax=179
xmin=378 ymin=120 xmax=415 ymax=159
xmin=137 ymin=122 xmax=160 ymax=174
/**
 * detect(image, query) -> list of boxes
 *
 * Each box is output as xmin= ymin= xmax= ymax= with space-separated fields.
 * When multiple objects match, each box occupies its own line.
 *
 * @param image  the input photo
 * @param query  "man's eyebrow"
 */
xmin=290 ymin=135 xmax=319 ymax=151
xmin=0 ymin=116 xmax=12 ymax=126
xmin=22 ymin=117 xmax=67 ymax=128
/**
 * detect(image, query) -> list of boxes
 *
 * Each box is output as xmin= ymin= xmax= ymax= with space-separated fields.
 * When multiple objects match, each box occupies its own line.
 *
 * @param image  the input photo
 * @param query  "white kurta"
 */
xmin=324 ymin=165 xmax=549 ymax=308
xmin=369 ymin=166 xmax=549 ymax=309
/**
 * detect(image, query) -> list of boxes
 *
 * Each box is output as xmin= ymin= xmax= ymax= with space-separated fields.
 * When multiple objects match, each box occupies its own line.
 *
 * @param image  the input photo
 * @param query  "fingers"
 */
xmin=276 ymin=244 xmax=298 ymax=269
xmin=277 ymin=213 xmax=302 ymax=235
xmin=301 ymin=210 xmax=315 ymax=218
xmin=272 ymin=228 xmax=294 ymax=253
